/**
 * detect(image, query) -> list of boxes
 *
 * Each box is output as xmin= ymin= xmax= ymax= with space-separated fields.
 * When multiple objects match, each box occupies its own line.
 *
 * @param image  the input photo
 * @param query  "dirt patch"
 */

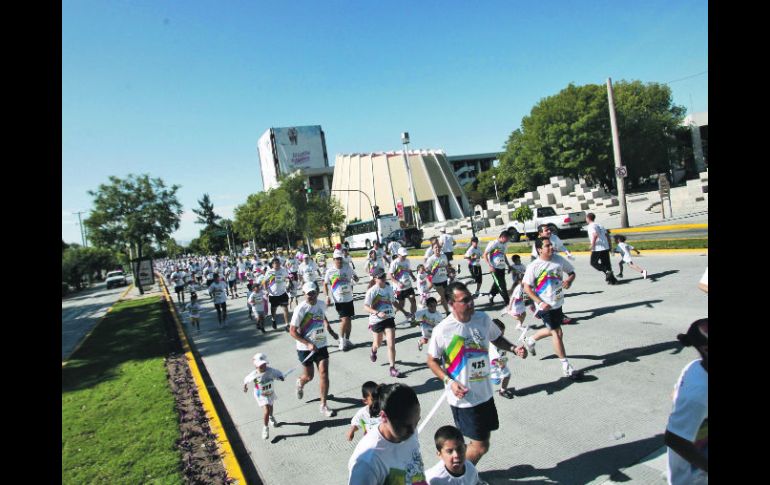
xmin=162 ymin=302 xmax=233 ymax=483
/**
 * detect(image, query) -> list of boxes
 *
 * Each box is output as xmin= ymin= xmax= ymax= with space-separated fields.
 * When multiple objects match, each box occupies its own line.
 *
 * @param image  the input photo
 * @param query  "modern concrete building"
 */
xmin=331 ymin=150 xmax=471 ymax=226
xmin=257 ymin=125 xmax=334 ymax=193
xmin=447 ymin=152 xmax=501 ymax=188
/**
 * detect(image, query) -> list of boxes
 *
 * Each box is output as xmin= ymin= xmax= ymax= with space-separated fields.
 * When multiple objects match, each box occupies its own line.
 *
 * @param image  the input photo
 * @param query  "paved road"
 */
xmin=61 ymin=282 xmax=130 ymax=360
xmin=172 ymin=251 xmax=707 ymax=484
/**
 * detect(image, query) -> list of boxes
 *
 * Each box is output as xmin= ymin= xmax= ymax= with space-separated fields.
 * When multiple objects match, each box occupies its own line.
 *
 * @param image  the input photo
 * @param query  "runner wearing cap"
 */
xmin=388 ymin=247 xmax=417 ymax=325
xmin=425 ymin=240 xmax=451 ymax=314
xmin=290 ymin=281 xmax=339 ymax=418
xmin=242 ymin=352 xmax=285 ymax=440
xmin=324 ymin=249 xmax=360 ymax=351
xmin=298 ymin=252 xmax=322 ymax=293
xmin=263 ymin=258 xmax=291 ymax=331
xmin=364 ymin=267 xmax=407 ymax=378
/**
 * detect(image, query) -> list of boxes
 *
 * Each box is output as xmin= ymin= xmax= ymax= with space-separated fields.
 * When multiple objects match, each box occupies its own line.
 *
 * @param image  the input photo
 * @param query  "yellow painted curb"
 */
xmin=62 ymin=283 xmax=135 ymax=367
xmin=609 ymin=223 xmax=707 ymax=233
xmin=157 ymin=273 xmax=247 ymax=485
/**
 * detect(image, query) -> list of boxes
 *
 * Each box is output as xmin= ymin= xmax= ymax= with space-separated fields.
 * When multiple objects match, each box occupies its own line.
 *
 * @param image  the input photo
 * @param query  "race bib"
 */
xmin=259 ymin=381 xmax=273 ymax=397
xmin=313 ymin=328 xmax=327 ymax=345
xmin=468 ymin=355 xmax=490 ymax=381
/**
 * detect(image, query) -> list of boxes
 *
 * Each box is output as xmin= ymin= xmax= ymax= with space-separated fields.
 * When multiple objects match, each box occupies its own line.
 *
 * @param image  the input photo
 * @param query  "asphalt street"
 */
xmin=173 ymin=250 xmax=708 ymax=485
xmin=61 ymin=282 xmax=130 ymax=361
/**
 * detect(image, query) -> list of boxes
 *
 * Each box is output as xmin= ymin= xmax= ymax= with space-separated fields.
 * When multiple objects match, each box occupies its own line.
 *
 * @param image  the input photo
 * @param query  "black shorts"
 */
xmin=297 ymin=347 xmax=330 ymax=367
xmin=444 ymin=252 xmax=454 ymax=262
xmin=433 ymin=280 xmax=448 ymax=289
xmin=175 ymin=285 xmax=184 ymax=293
xmin=469 ymin=265 xmax=482 ymax=283
xmin=334 ymin=301 xmax=355 ymax=318
xmin=371 ymin=317 xmax=396 ymax=333
xmin=538 ymin=306 xmax=564 ymax=330
xmin=450 ymin=398 xmax=500 ymax=442
xmin=397 ymin=287 xmax=415 ymax=301
xmin=228 ymin=280 xmax=236 ymax=288
xmin=269 ymin=293 xmax=289 ymax=307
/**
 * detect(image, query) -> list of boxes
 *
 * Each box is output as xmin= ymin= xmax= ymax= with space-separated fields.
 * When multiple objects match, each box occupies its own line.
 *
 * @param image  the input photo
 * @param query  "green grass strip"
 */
xmin=62 ymin=296 xmax=183 ymax=485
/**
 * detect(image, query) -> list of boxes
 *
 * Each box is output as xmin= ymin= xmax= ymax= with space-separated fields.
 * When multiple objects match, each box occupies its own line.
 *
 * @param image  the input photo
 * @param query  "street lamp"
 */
xmin=492 ymin=175 xmax=499 ymax=202
xmin=401 ymin=132 xmax=421 ymax=229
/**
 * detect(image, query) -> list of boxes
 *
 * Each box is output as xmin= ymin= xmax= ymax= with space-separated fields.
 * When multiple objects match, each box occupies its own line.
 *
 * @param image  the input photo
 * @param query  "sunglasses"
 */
xmin=452 ymin=295 xmax=474 ymax=304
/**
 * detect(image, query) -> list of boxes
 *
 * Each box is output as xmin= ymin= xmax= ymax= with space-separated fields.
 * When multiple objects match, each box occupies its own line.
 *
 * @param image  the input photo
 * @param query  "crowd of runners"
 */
xmin=156 ymin=213 xmax=703 ymax=485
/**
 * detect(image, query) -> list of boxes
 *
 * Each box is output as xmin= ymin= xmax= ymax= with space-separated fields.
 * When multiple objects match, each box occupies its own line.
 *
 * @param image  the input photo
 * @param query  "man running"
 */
xmin=483 ymin=231 xmax=512 ymax=306
xmin=439 ymin=228 xmax=459 ymax=274
xmin=389 ymin=247 xmax=417 ymax=325
xmin=426 ymin=281 xmax=527 ymax=465
xmin=171 ymin=266 xmax=187 ymax=304
xmin=529 ymin=224 xmax=576 ymax=324
xmin=522 ymin=237 xmax=583 ymax=380
xmin=586 ymin=213 xmax=618 ymax=285
xmin=324 ymin=249 xmax=359 ymax=351
xmin=263 ymin=258 xmax=291 ymax=331
xmin=290 ymin=282 xmax=339 ymax=418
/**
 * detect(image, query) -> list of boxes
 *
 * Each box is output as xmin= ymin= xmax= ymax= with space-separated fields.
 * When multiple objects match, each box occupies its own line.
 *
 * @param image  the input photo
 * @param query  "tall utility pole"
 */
xmin=74 ymin=211 xmax=87 ymax=247
xmin=606 ymin=78 xmax=629 ymax=228
xmin=401 ymin=132 xmax=422 ymax=229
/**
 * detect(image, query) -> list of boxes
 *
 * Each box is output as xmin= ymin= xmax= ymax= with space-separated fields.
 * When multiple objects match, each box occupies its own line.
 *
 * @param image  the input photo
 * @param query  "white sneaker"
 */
xmin=642 ymin=270 xmax=648 ymax=279
xmin=338 ymin=339 xmax=345 ymax=351
xmin=262 ymin=426 xmax=269 ymax=440
xmin=269 ymin=415 xmax=277 ymax=427
xmin=320 ymin=404 xmax=335 ymax=417
xmin=296 ymin=379 xmax=304 ymax=399
xmin=525 ymin=337 xmax=536 ymax=356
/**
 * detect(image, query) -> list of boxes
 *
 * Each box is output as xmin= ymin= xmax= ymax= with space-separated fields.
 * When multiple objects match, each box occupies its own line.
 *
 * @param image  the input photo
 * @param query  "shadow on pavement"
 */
xmin=480 ymin=433 xmax=664 ymax=484
xmin=270 ymin=417 xmax=350 ymax=443
xmin=647 ymin=269 xmax=680 ymax=282
xmin=567 ymin=299 xmax=663 ymax=321
xmin=564 ymin=290 xmax=604 ymax=298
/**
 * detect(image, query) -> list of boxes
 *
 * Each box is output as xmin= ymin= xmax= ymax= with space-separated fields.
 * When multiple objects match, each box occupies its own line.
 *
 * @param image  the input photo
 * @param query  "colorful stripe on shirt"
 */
xmin=444 ymin=335 xmax=487 ymax=380
xmin=329 ymin=273 xmax=345 ymax=292
xmin=299 ymin=311 xmax=324 ymax=336
xmin=534 ymin=269 xmax=560 ymax=296
xmin=370 ymin=293 xmax=392 ymax=312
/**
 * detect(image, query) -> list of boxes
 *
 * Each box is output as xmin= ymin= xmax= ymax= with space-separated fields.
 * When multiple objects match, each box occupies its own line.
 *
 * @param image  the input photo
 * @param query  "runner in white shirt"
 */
xmin=348 ymin=384 xmax=426 ymax=485
xmin=298 ymin=253 xmax=322 ymax=292
xmin=612 ymin=234 xmax=648 ymax=279
xmin=247 ymin=283 xmax=266 ymax=333
xmin=483 ymin=231 xmax=512 ymax=306
xmin=342 ymin=247 xmax=356 ymax=270
xmin=171 ymin=268 xmax=187 ymax=304
xmin=423 ymin=236 xmax=439 ymax=263
xmin=415 ymin=297 xmax=443 ymax=351
xmin=345 ymin=381 xmax=381 ymax=442
xmin=364 ymin=268 xmax=406 ymax=378
xmin=324 ymin=250 xmax=360 ymax=351
xmin=387 ymin=239 xmax=402 ymax=262
xmin=463 ymin=237 xmax=483 ymax=297
xmin=289 ymin=282 xmax=339 ymax=418
xmin=425 ymin=240 xmax=451 ymax=314
xmin=415 ymin=264 xmax=430 ymax=308
xmin=389 ymin=248 xmax=417 ymax=325
xmin=425 ymin=425 xmax=481 ymax=485
xmin=242 ymin=353 xmax=285 ymax=440
xmin=529 ymin=224 xmax=574 ymax=261
xmin=522 ymin=237 xmax=583 ymax=380
xmin=263 ymin=258 xmax=291 ymax=331
xmin=372 ymin=240 xmax=390 ymax=267
xmin=439 ymin=228 xmax=459 ymax=276
xmin=426 ymin=281 xmax=526 ymax=466
xmin=208 ymin=273 xmax=229 ymax=327
xmin=586 ymin=212 xmax=618 ymax=285
xmin=226 ymin=263 xmax=239 ymax=299
xmin=365 ymin=249 xmax=386 ymax=290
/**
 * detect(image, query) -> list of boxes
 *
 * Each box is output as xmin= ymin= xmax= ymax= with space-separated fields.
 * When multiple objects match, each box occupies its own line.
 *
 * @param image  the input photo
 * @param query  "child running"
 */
xmin=242 ymin=352 xmax=285 ymax=440
xmin=365 ymin=249 xmax=385 ymax=290
xmin=504 ymin=270 xmax=529 ymax=340
xmin=416 ymin=264 xmax=430 ymax=308
xmin=490 ymin=319 xmax=515 ymax=399
xmin=425 ymin=425 xmax=480 ymax=484
xmin=183 ymin=293 xmax=202 ymax=333
xmin=247 ymin=281 xmax=267 ymax=333
xmin=415 ymin=297 xmax=443 ymax=351
xmin=345 ymin=381 xmax=382 ymax=441
xmin=363 ymin=267 xmax=406 ymax=378
xmin=613 ymin=235 xmax=648 ymax=279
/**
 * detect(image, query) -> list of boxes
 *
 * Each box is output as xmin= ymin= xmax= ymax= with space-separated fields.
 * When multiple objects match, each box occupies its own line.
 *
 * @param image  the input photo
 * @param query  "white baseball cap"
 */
xmin=252 ymin=352 xmax=269 ymax=368
xmin=303 ymin=282 xmax=318 ymax=293
xmin=333 ymin=249 xmax=344 ymax=259
xmin=398 ymin=247 xmax=409 ymax=256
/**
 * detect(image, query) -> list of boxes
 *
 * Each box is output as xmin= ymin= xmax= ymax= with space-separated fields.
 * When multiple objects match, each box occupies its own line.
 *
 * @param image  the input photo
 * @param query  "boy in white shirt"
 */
xmin=242 ymin=353 xmax=285 ymax=440
xmin=612 ymin=234 xmax=648 ymax=279
xmin=463 ymin=237 xmax=483 ymax=297
xmin=247 ymin=281 xmax=266 ymax=333
xmin=415 ymin=297 xmax=443 ymax=351
xmin=425 ymin=425 xmax=480 ymax=485
xmin=183 ymin=293 xmax=202 ymax=333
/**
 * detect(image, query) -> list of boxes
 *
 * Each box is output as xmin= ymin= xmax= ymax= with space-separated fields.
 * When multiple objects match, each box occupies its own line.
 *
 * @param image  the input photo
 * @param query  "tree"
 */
xmin=192 ymin=193 xmax=222 ymax=228
xmin=497 ymin=81 xmax=686 ymax=198
xmin=306 ymin=194 xmax=346 ymax=248
xmin=84 ymin=174 xmax=182 ymax=293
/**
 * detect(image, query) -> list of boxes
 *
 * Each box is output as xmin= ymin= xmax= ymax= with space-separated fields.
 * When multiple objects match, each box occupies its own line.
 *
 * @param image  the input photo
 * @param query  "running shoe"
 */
xmin=489 ymin=295 xmax=495 ymax=304
xmin=262 ymin=426 xmax=269 ymax=440
xmin=525 ymin=337 xmax=536 ymax=356
xmin=269 ymin=415 xmax=277 ymax=427
xmin=389 ymin=367 xmax=403 ymax=378
xmin=320 ymin=404 xmax=335 ymax=417
xmin=338 ymin=339 xmax=345 ymax=351
xmin=295 ymin=379 xmax=304 ymax=399
xmin=562 ymin=316 xmax=575 ymax=325
xmin=564 ymin=365 xmax=585 ymax=380
xmin=418 ymin=340 xmax=423 ymax=351
xmin=642 ymin=270 xmax=648 ymax=280
xmin=515 ymin=323 xmax=525 ymax=331
xmin=272 ymin=319 xmax=277 ymax=330
xmin=617 ymin=272 xmax=623 ymax=278
xmin=343 ymin=339 xmax=354 ymax=351
xmin=370 ymin=348 xmax=377 ymax=362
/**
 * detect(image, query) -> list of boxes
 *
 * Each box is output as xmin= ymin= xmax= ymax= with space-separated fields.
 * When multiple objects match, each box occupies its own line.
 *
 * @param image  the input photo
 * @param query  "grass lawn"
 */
xmin=62 ymin=296 xmax=183 ymax=484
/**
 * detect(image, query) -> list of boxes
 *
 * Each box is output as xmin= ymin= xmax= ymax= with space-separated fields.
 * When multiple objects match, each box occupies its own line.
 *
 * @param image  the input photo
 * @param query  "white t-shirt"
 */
xmin=324 ymin=266 xmax=356 ymax=303
xmin=425 ymin=254 xmax=449 ymax=284
xmin=427 ymin=312 xmax=502 ymax=408
xmin=374 ymin=247 xmax=387 ymax=267
xmin=415 ymin=308 xmax=443 ymax=338
xmin=484 ymin=240 xmax=508 ymax=270
xmin=208 ymin=281 xmax=228 ymax=304
xmin=388 ymin=241 xmax=402 ymax=257
xmin=247 ymin=289 xmax=264 ymax=308
xmin=440 ymin=234 xmax=455 ymax=253
xmin=172 ymin=271 xmax=186 ymax=287
xmin=614 ymin=242 xmax=635 ymax=263
xmin=348 ymin=425 xmax=427 ymax=485
xmin=464 ymin=247 xmax=482 ymax=266
xmin=666 ymin=359 xmax=708 ymax=485
xmin=417 ymin=272 xmax=430 ymax=296
xmin=227 ymin=267 xmax=237 ymax=281
xmin=289 ymin=300 xmax=329 ymax=351
xmin=364 ymin=284 xmax=397 ymax=324
xmin=390 ymin=259 xmax=414 ymax=290
xmin=350 ymin=405 xmax=382 ymax=435
xmin=587 ymin=222 xmax=610 ymax=252
xmin=523 ymin=255 xmax=574 ymax=310
xmin=243 ymin=367 xmax=284 ymax=406
xmin=264 ymin=268 xmax=288 ymax=296
xmin=184 ymin=301 xmax=202 ymax=318
xmin=366 ymin=258 xmax=385 ymax=278
xmin=285 ymin=257 xmax=298 ymax=273
xmin=531 ymin=234 xmax=568 ymax=258
xmin=424 ymin=459 xmax=479 ymax=485
xmin=299 ymin=260 xmax=319 ymax=284
xmin=424 ymin=246 xmax=436 ymax=262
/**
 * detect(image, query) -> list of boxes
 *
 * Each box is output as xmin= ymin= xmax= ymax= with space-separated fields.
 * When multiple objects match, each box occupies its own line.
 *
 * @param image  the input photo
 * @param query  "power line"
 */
xmin=664 ymin=70 xmax=708 ymax=85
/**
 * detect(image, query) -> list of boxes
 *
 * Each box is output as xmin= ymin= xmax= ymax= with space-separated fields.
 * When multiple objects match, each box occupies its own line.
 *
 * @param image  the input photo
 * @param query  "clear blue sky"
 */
xmin=62 ymin=0 xmax=708 ymax=245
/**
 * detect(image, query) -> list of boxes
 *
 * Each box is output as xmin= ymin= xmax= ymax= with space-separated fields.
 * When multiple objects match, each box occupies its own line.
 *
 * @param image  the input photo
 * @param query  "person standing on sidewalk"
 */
xmin=364 ymin=268 xmax=407 ymax=378
xmin=290 ymin=282 xmax=339 ymax=418
xmin=324 ymin=249 xmax=359 ymax=351
xmin=585 ymin=213 xmax=618 ymax=285
xmin=483 ymin=231 xmax=512 ymax=306
xmin=665 ymin=318 xmax=708 ymax=485
xmin=426 ymin=281 xmax=527 ymax=466
xmin=522 ymin=238 xmax=583 ymax=380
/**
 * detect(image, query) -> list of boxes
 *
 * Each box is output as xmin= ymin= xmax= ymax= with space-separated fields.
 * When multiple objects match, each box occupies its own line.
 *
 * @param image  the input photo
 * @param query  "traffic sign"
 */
xmin=616 ymin=166 xmax=628 ymax=178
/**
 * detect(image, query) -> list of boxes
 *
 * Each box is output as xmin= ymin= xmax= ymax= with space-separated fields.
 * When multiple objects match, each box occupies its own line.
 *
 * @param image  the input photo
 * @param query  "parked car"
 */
xmin=506 ymin=206 xmax=587 ymax=242
xmin=105 ymin=270 xmax=129 ymax=289
xmin=381 ymin=227 xmax=424 ymax=249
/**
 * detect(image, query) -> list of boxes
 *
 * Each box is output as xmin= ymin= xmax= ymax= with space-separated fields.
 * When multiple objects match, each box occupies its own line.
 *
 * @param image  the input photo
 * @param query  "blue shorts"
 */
xmin=450 ymin=398 xmax=499 ymax=442
xmin=297 ymin=347 xmax=329 ymax=367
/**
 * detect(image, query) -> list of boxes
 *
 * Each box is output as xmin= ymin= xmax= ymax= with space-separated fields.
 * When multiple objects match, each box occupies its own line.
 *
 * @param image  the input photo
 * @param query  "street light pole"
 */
xmin=492 ymin=175 xmax=499 ymax=202
xmin=606 ymin=77 xmax=630 ymax=228
xmin=401 ymin=132 xmax=422 ymax=229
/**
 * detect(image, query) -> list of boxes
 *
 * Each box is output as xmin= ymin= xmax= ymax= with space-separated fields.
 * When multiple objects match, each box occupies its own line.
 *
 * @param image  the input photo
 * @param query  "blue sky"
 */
xmin=62 ymin=0 xmax=708 ymax=245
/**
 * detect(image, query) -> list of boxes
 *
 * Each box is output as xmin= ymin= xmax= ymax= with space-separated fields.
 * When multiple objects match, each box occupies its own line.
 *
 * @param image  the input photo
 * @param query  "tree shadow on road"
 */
xmin=480 ymin=434 xmax=664 ymax=484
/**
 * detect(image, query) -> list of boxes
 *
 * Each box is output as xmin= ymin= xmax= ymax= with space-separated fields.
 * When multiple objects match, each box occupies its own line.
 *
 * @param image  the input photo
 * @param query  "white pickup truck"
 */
xmin=506 ymin=206 xmax=587 ymax=242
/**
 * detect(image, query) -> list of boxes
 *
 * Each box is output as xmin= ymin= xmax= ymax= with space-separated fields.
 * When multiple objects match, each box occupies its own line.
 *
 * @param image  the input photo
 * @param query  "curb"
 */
xmin=157 ymin=273 xmax=247 ymax=485
xmin=62 ymin=283 xmax=134 ymax=367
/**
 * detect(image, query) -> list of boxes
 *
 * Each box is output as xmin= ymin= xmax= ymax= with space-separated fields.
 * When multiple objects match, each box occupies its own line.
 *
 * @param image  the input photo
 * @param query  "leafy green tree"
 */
xmin=306 ymin=193 xmax=346 ymax=248
xmin=84 ymin=174 xmax=182 ymax=293
xmin=192 ymin=193 xmax=222 ymax=228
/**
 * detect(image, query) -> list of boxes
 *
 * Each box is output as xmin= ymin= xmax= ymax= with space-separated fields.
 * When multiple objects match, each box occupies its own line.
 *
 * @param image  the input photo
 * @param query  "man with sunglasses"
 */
xmin=426 ymin=281 xmax=528 ymax=466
